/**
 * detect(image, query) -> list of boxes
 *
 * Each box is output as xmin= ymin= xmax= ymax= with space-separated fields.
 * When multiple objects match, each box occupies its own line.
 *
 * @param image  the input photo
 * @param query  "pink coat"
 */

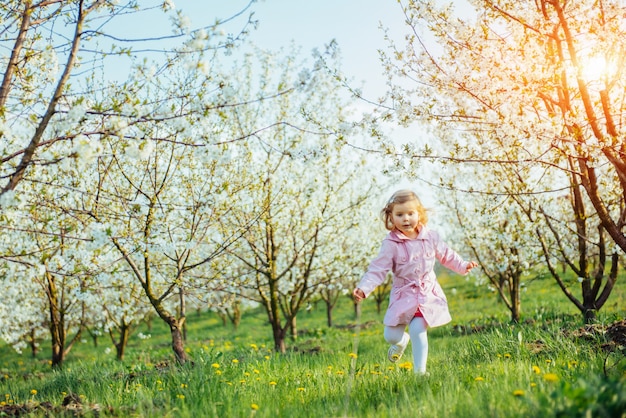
xmin=357 ymin=227 xmax=470 ymax=328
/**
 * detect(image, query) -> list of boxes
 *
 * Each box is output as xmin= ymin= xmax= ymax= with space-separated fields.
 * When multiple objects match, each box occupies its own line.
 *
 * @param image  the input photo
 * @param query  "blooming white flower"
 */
xmin=162 ymin=0 xmax=175 ymax=11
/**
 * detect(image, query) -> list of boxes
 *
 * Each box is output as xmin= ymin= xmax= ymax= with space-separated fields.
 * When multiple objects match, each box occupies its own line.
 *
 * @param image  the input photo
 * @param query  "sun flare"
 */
xmin=581 ymin=54 xmax=615 ymax=82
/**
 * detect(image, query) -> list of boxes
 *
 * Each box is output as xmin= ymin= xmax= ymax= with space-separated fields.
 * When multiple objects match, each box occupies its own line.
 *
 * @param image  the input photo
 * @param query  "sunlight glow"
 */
xmin=581 ymin=54 xmax=616 ymax=82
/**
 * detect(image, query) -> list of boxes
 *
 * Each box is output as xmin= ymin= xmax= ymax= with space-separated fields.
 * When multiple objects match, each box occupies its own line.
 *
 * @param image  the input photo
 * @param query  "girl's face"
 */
xmin=391 ymin=201 xmax=420 ymax=238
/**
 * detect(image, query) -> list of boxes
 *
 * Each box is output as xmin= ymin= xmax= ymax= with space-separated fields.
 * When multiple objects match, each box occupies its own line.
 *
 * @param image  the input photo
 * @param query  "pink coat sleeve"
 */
xmin=356 ymin=239 xmax=394 ymax=298
xmin=433 ymin=231 xmax=470 ymax=275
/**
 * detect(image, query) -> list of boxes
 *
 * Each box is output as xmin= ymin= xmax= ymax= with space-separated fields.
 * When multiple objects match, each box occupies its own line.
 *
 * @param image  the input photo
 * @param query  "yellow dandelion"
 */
xmin=297 ymin=387 xmax=305 ymax=392
xmin=0 ymin=402 xmax=5 ymax=407
xmin=349 ymin=352 xmax=358 ymax=359
xmin=543 ymin=373 xmax=558 ymax=382
xmin=180 ymin=383 xmax=187 ymax=389
xmin=251 ymin=403 xmax=259 ymax=410
xmin=530 ymin=383 xmax=537 ymax=388
xmin=253 ymin=369 xmax=260 ymax=374
xmin=513 ymin=390 xmax=525 ymax=397
xmin=30 ymin=389 xmax=37 ymax=395
xmin=177 ymin=394 xmax=185 ymax=400
xmin=211 ymin=363 xmax=220 ymax=368
xmin=264 ymin=356 xmax=270 ymax=360
xmin=474 ymin=377 xmax=484 ymax=382
xmin=545 ymin=359 xmax=552 ymax=364
xmin=215 ymin=370 xmax=222 ymax=375
xmin=232 ymin=359 xmax=239 ymax=364
xmin=532 ymin=365 xmax=541 ymax=374
xmin=504 ymin=353 xmax=511 ymax=359
xmin=240 ymin=380 xmax=246 ymax=384
xmin=269 ymin=381 xmax=277 ymax=386
xmin=336 ymin=371 xmax=345 ymax=376
xmin=398 ymin=362 xmax=412 ymax=370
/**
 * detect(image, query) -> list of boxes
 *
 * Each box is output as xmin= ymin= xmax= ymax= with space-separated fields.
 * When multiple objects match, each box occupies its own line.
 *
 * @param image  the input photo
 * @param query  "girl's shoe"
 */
xmin=388 ymin=332 xmax=410 ymax=362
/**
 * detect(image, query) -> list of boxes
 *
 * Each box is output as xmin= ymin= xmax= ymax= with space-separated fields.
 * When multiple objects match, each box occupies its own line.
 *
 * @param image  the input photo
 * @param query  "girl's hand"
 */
xmin=465 ymin=261 xmax=479 ymax=274
xmin=353 ymin=288 xmax=365 ymax=302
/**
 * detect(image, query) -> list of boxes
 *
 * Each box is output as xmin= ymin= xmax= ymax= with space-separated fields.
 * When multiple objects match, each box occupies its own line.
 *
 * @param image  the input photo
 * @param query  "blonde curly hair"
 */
xmin=380 ymin=189 xmax=429 ymax=231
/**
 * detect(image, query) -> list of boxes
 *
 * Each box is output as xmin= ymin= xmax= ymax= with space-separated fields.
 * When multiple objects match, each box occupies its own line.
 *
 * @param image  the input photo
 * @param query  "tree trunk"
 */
xmin=510 ymin=278 xmax=521 ymax=323
xmin=272 ymin=325 xmax=287 ymax=354
xmin=354 ymin=301 xmax=362 ymax=321
xmin=583 ymin=308 xmax=597 ymax=324
xmin=90 ymin=331 xmax=98 ymax=348
xmin=114 ymin=322 xmax=131 ymax=361
xmin=28 ymin=329 xmax=39 ymax=358
xmin=46 ymin=273 xmax=66 ymax=368
xmin=326 ymin=301 xmax=333 ymax=328
xmin=289 ymin=315 xmax=297 ymax=340
xmin=232 ymin=304 xmax=241 ymax=330
xmin=179 ymin=287 xmax=187 ymax=342
xmin=167 ymin=317 xmax=187 ymax=364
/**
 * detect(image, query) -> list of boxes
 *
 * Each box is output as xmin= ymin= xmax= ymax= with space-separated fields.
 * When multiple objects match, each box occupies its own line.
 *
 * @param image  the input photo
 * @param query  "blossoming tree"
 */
xmin=0 ymin=0 xmax=262 ymax=365
xmin=381 ymin=0 xmax=626 ymax=253
xmin=214 ymin=47 xmax=383 ymax=353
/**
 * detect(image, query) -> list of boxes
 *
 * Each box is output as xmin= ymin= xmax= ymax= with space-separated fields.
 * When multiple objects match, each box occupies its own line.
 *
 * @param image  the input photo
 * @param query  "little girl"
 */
xmin=353 ymin=189 xmax=477 ymax=375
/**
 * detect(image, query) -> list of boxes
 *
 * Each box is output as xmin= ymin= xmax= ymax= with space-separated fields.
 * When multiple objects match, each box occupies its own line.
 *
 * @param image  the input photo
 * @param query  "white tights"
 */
xmin=384 ymin=316 xmax=429 ymax=374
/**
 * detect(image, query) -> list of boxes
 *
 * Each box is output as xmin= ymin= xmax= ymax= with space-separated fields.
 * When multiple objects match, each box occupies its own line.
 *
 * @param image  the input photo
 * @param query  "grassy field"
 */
xmin=1 ymin=271 xmax=625 ymax=417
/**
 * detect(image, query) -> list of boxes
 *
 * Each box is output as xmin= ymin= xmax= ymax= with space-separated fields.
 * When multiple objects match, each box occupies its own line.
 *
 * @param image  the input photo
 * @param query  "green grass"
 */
xmin=1 ymin=271 xmax=625 ymax=417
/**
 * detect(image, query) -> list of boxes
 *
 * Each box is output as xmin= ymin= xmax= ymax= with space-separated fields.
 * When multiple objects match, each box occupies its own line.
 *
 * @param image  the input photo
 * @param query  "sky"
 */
xmin=176 ymin=0 xmax=410 ymax=100
xmin=102 ymin=0 xmax=411 ymax=104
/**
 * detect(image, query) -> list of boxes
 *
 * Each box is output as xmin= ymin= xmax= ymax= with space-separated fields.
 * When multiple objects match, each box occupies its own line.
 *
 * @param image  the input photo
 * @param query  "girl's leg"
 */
xmin=384 ymin=324 xmax=410 ymax=362
xmin=408 ymin=316 xmax=428 ymax=374
xmin=383 ymin=324 xmax=406 ymax=345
